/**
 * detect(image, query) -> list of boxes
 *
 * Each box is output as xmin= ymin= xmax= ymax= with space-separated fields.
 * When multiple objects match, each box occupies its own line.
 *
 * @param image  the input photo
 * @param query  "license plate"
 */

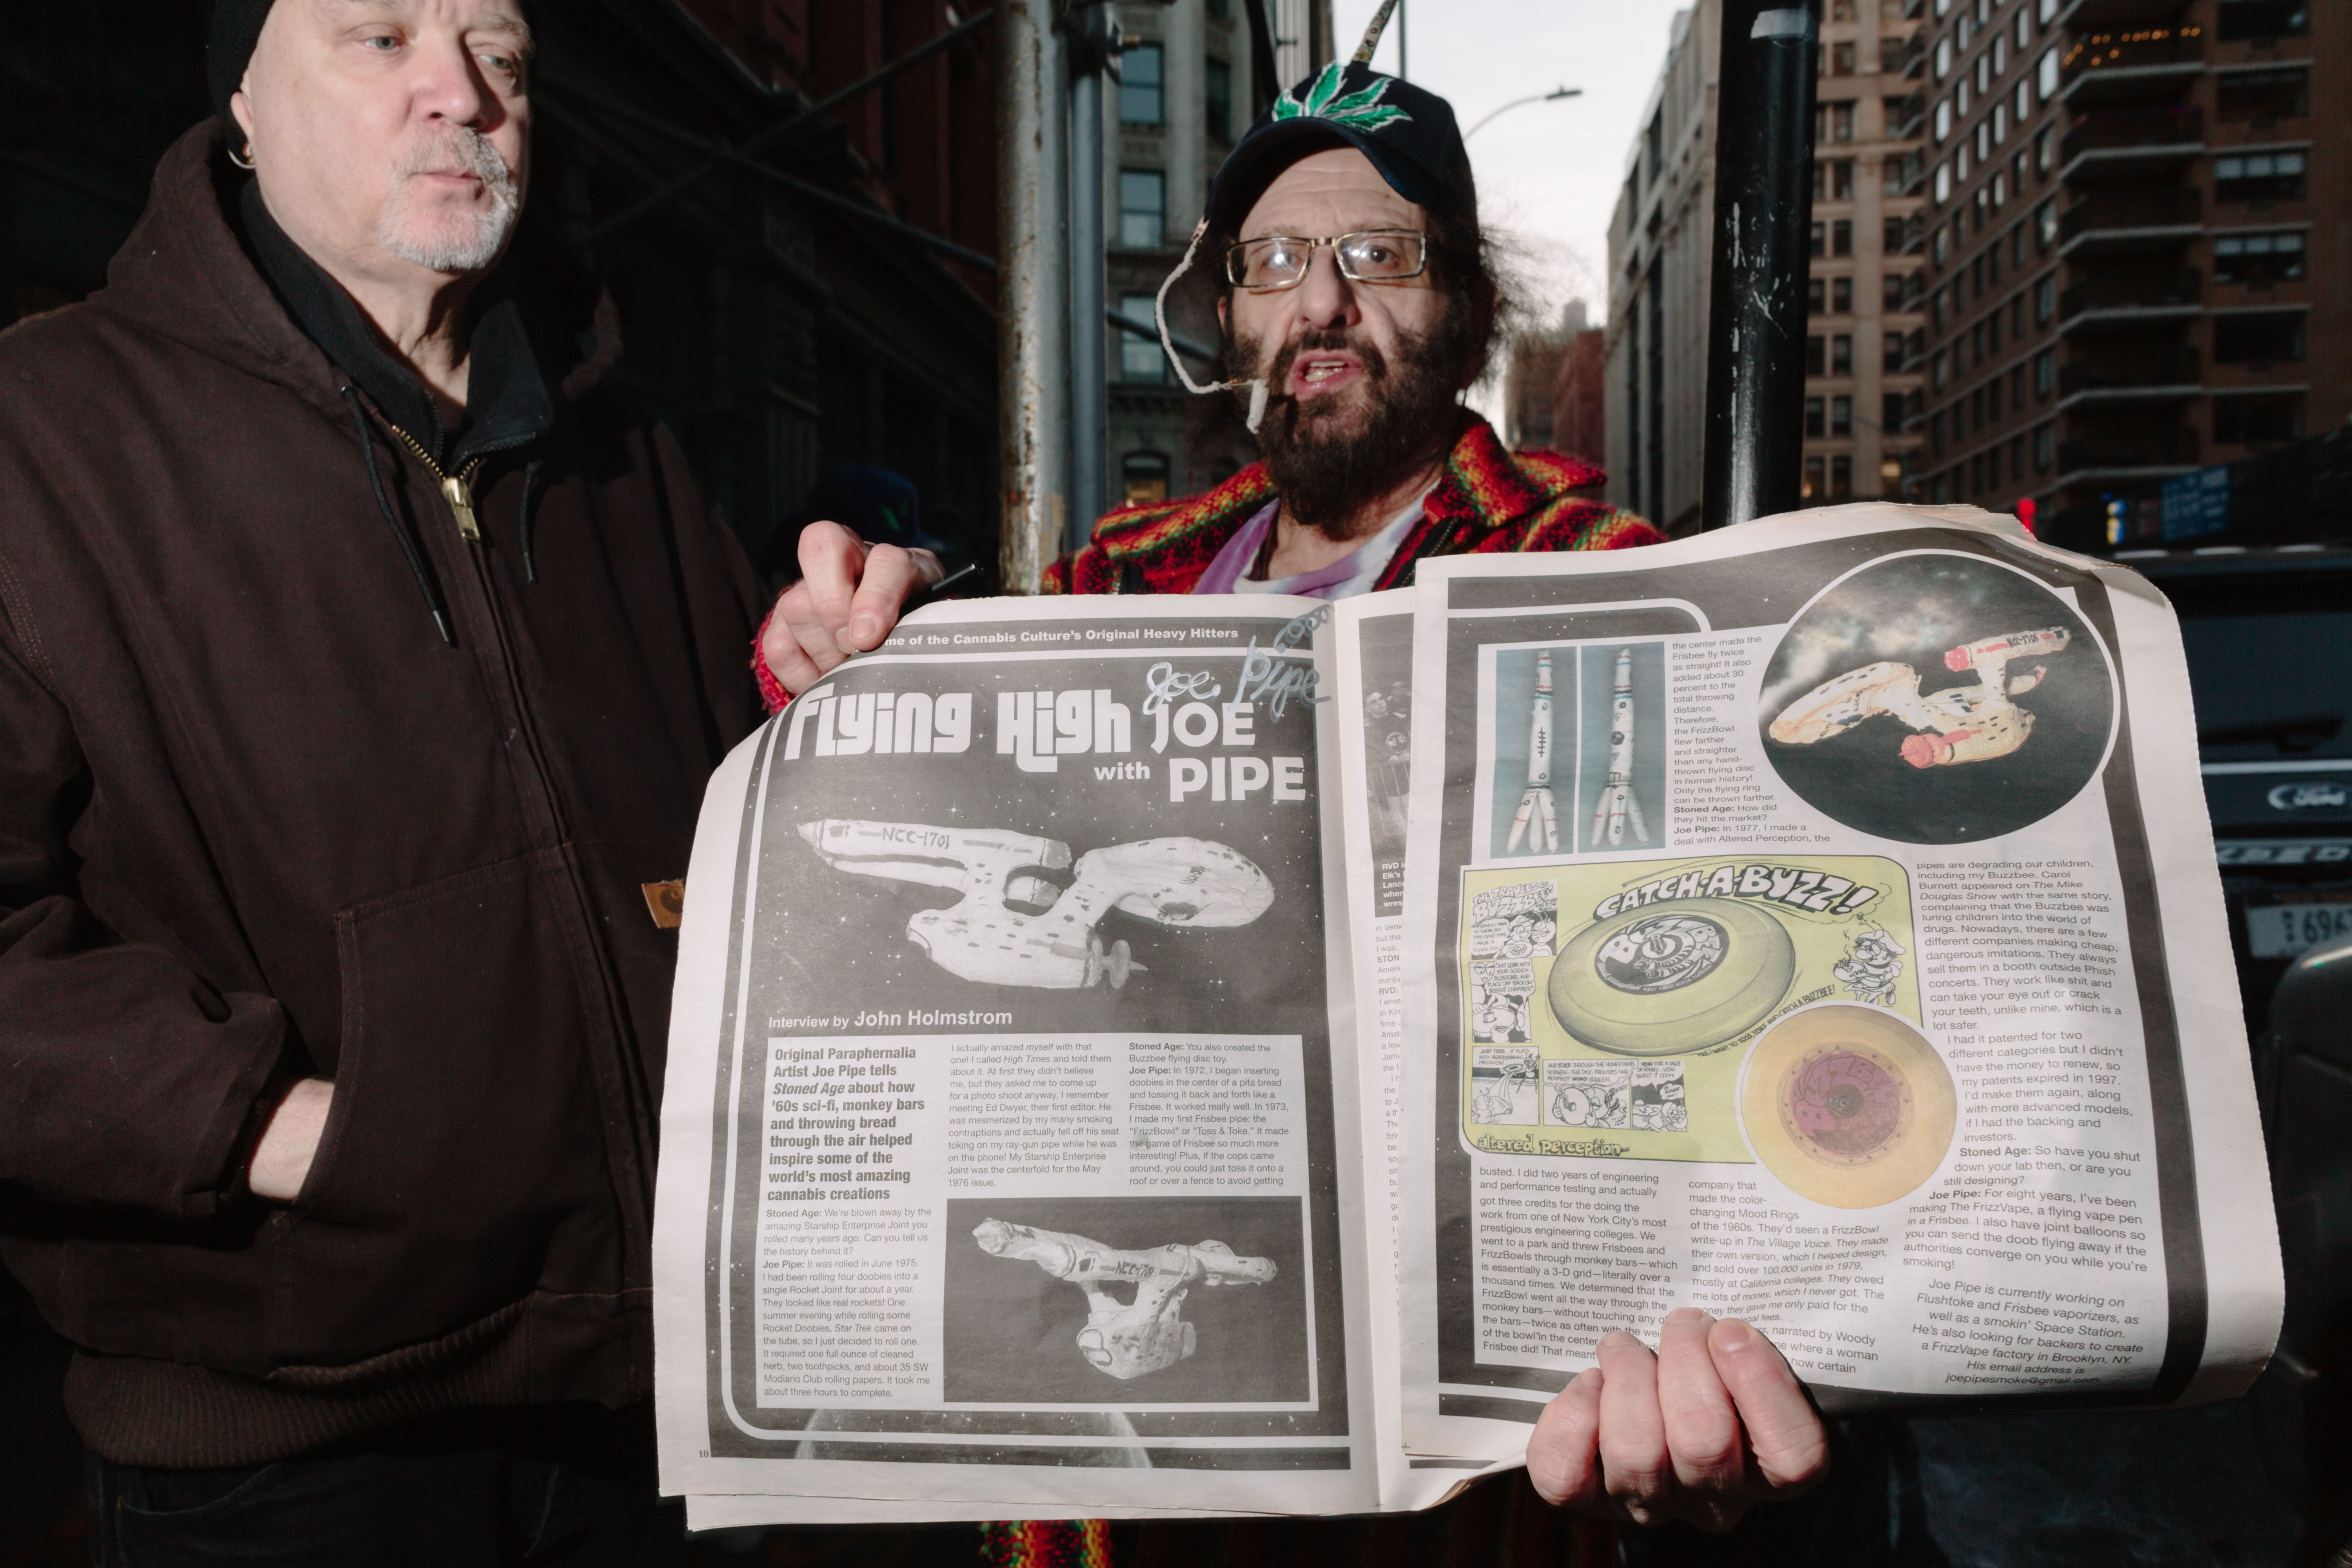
xmin=2245 ymin=902 xmax=2352 ymax=960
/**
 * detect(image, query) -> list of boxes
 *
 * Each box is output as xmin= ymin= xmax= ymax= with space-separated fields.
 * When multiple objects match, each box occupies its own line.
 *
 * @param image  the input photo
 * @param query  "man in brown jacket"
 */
xmin=0 ymin=1 xmax=936 ymax=1558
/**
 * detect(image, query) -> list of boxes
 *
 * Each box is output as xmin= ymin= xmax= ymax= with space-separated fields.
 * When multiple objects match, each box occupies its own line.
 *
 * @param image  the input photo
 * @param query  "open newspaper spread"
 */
xmin=653 ymin=506 xmax=2281 ymax=1521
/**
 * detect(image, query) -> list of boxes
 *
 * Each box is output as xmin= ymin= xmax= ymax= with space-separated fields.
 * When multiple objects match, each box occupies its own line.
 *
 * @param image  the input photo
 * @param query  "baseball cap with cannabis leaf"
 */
xmin=1203 ymin=62 xmax=1476 ymax=235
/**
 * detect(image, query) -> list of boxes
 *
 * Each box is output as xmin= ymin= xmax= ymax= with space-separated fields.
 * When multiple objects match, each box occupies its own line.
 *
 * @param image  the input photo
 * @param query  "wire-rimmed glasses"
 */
xmin=1224 ymin=230 xmax=1428 ymax=292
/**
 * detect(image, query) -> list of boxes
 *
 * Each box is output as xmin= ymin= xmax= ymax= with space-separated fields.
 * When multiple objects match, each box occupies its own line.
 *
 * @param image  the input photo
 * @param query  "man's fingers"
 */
xmin=843 ymin=544 xmax=943 ymax=652
xmin=759 ymin=590 xmax=829 ymax=695
xmin=1527 ymin=1368 xmax=1607 ymax=1510
xmin=768 ymin=584 xmax=849 ymax=689
xmin=1655 ymin=1307 xmax=1746 ymax=1513
xmin=1593 ymin=1330 xmax=1671 ymax=1524
xmin=795 ymin=520 xmax=869 ymax=654
xmin=1709 ymin=1318 xmax=1830 ymax=1494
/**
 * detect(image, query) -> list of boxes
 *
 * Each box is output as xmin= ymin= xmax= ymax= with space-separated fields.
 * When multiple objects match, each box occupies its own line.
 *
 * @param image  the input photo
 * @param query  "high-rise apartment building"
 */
xmin=1907 ymin=0 xmax=2343 ymax=548
xmin=1606 ymin=0 xmax=1927 ymax=532
xmin=1097 ymin=1 xmax=1334 ymax=510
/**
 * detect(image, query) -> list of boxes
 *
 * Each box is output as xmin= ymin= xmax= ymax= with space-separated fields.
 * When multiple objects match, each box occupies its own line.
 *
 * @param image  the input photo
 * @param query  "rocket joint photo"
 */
xmin=1589 ymin=648 xmax=1650 ymax=847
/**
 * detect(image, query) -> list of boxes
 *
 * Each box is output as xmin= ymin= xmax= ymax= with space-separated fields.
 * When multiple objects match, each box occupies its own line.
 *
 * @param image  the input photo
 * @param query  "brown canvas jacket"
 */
xmin=0 ymin=123 xmax=767 ymax=1463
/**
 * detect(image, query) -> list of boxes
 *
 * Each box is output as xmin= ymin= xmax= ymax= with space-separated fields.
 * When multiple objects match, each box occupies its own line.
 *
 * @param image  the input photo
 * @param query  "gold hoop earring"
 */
xmin=228 ymin=141 xmax=255 ymax=171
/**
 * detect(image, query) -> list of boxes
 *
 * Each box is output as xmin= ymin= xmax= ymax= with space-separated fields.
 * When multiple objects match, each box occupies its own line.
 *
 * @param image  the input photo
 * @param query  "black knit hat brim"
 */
xmin=209 ymin=0 xmax=277 ymax=122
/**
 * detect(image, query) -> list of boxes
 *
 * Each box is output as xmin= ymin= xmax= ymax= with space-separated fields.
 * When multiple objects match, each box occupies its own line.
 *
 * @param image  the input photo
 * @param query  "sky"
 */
xmin=1328 ymin=0 xmax=1693 ymax=406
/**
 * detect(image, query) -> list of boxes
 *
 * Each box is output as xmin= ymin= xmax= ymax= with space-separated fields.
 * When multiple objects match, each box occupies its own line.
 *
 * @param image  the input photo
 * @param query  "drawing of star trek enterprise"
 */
xmin=1769 ymin=627 xmax=2071 ymax=769
xmin=972 ymin=1218 xmax=1276 ymax=1379
xmin=798 ymin=820 xmax=1274 ymax=989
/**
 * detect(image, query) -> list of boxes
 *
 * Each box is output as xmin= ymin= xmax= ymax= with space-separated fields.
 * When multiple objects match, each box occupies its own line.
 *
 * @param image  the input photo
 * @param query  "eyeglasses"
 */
xmin=1224 ymin=230 xmax=1428 ymax=292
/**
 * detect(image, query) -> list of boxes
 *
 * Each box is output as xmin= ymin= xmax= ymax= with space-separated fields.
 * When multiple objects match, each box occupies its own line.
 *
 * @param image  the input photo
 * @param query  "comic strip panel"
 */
xmin=1458 ymin=855 xmax=1934 ymax=1181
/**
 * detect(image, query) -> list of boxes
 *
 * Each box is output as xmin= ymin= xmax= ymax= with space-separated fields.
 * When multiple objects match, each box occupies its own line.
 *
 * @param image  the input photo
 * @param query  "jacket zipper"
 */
xmin=372 ymin=411 xmax=663 ymax=1254
xmin=382 ymin=425 xmax=486 ymax=541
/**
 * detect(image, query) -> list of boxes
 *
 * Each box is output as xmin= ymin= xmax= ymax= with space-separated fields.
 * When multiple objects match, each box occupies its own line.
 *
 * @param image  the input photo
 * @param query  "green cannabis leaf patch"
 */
xmin=1270 ymin=63 xmax=1414 ymax=133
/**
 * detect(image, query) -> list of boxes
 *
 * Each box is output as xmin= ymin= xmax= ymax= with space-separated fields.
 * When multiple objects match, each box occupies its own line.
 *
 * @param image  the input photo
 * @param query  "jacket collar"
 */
xmin=239 ymin=181 xmax=553 ymax=470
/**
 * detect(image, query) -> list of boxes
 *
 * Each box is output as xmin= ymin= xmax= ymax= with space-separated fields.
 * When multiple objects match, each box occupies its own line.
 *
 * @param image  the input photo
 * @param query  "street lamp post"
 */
xmin=1462 ymin=86 xmax=1583 ymax=141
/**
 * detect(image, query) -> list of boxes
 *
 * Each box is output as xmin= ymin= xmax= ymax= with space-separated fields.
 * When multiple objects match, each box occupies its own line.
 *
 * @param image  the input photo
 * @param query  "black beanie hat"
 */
xmin=208 ymin=0 xmax=276 ymax=122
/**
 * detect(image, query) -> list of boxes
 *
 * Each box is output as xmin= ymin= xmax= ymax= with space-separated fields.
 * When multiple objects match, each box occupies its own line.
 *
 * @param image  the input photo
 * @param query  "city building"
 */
xmin=2 ymin=0 xmax=1004 ymax=572
xmin=1552 ymin=321 xmax=1609 ymax=467
xmin=1501 ymin=302 xmax=1587 ymax=451
xmin=1605 ymin=0 xmax=1929 ymax=533
xmin=1098 ymin=0 xmax=1334 ymax=510
xmin=1906 ymin=0 xmax=2345 ymax=550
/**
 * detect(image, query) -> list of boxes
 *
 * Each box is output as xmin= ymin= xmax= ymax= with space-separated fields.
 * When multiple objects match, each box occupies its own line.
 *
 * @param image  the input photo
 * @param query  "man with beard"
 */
xmin=0 ymin=1 xmax=946 ymax=1557
xmin=1039 ymin=62 xmax=1662 ymax=600
xmin=770 ymin=62 xmax=1831 ymax=1538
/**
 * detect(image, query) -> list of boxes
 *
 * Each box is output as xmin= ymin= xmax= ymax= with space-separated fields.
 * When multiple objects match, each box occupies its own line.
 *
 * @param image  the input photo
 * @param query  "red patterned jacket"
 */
xmin=1042 ymin=415 xmax=1663 ymax=595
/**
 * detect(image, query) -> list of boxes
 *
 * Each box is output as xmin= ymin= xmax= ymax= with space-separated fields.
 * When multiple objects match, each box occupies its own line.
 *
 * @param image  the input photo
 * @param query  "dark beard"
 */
xmin=1228 ymin=307 xmax=1474 ymax=539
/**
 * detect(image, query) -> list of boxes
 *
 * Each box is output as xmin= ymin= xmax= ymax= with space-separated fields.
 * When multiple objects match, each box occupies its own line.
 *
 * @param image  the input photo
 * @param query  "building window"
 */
xmin=1809 ymin=276 xmax=1827 ymax=315
xmin=2034 ymin=347 xmax=2054 ymax=396
xmin=2212 ymin=392 xmax=2305 ymax=445
xmin=1933 ymin=348 xmax=1949 ymax=389
xmin=1884 ymin=392 xmax=1908 ymax=431
xmin=2034 ymin=276 xmax=2054 ymax=322
xmin=1120 ymin=43 xmax=1165 ymax=125
xmin=2218 ymin=67 xmax=2309 ymax=125
xmin=1987 ymin=376 xmax=2001 ymax=421
xmin=1884 ymin=331 xmax=1907 ymax=371
xmin=2035 ymin=199 xmax=2057 ymax=249
xmin=2034 ymin=423 xmax=2053 ymax=470
xmin=1934 ymin=162 xmax=1952 ymax=203
xmin=1121 ymin=450 xmax=1172 ymax=503
xmin=1807 ymin=335 xmax=1827 ymax=376
xmin=1931 ymin=411 xmax=1946 ymax=454
xmin=1832 ymin=334 xmax=1854 ymax=374
xmin=1804 ymin=455 xmax=1827 ymax=501
xmin=1806 ymin=396 xmax=1826 ymax=437
xmin=1118 ymin=169 xmax=1165 ymax=250
xmin=1883 ymin=233 xmax=1907 ymax=275
xmin=1935 ymin=36 xmax=1952 ymax=78
xmin=1831 ymin=396 xmax=1853 ymax=437
xmin=1811 ymin=222 xmax=1826 ymax=258
xmin=2212 ymin=311 xmax=2306 ymax=365
xmin=1831 ymin=40 xmax=1857 ymax=74
xmin=2011 ymin=224 xmax=2027 ymax=267
xmin=1933 ymin=220 xmax=1951 ymax=265
xmin=2214 ymin=151 xmax=2307 ymax=204
xmin=1833 ymin=276 xmax=1854 ymax=313
xmin=1119 ymin=294 xmax=1165 ymax=381
xmin=1831 ymin=455 xmax=1854 ymax=498
xmin=1833 ymin=102 xmax=1855 ymax=142
xmin=1832 ymin=159 xmax=1855 ymax=200
xmin=1205 ymin=58 xmax=1233 ymax=143
xmin=2216 ymin=0 xmax=2310 ymax=42
xmin=1935 ymin=98 xmax=1953 ymax=140
xmin=1833 ymin=220 xmax=1853 ymax=256
xmin=2214 ymin=231 xmax=2306 ymax=286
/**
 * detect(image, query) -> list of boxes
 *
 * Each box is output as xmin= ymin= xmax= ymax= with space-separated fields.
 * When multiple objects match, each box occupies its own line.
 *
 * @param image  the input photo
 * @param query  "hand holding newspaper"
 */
xmin=650 ymin=505 xmax=2281 ymax=1525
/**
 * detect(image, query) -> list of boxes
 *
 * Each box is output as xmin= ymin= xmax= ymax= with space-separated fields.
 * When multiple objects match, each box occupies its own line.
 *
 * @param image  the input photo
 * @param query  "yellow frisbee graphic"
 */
xmin=1544 ymin=898 xmax=1796 ymax=1057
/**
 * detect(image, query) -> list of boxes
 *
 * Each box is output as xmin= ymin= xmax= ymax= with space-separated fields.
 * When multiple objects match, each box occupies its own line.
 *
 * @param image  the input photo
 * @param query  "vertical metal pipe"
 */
xmin=1700 ymin=0 xmax=1818 ymax=530
xmin=998 ymin=0 xmax=1071 ymax=592
xmin=1069 ymin=47 xmax=1109 ymax=553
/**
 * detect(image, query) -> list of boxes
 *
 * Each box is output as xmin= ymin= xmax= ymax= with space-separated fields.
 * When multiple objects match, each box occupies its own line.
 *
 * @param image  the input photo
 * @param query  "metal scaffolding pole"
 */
xmin=1700 ymin=0 xmax=1819 ymax=530
xmin=1067 ymin=5 xmax=1118 ymax=556
xmin=998 ymin=0 xmax=1071 ymax=593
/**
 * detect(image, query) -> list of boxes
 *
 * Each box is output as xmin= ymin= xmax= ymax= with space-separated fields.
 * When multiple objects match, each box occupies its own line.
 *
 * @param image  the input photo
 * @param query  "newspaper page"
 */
xmin=1392 ymin=504 xmax=2282 ymax=1460
xmin=653 ymin=594 xmax=1408 ymax=1518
